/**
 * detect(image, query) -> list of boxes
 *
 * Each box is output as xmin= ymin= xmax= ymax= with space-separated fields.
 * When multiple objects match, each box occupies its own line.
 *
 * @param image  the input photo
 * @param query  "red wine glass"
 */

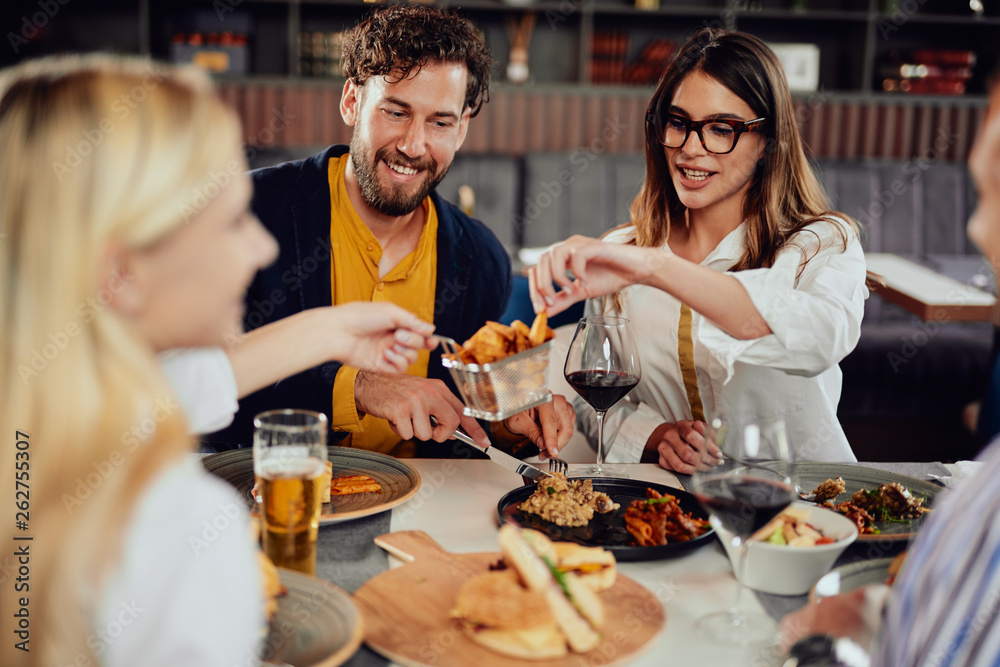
xmin=563 ymin=315 xmax=641 ymax=477
xmin=689 ymin=416 xmax=795 ymax=645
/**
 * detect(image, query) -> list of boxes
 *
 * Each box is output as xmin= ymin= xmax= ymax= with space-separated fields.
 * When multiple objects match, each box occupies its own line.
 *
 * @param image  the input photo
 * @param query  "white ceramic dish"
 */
xmin=715 ymin=501 xmax=859 ymax=596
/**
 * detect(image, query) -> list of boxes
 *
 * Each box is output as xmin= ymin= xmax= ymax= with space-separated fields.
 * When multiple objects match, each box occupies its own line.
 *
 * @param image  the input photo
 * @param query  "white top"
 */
xmin=96 ymin=457 xmax=264 ymax=667
xmin=160 ymin=348 xmax=240 ymax=434
xmin=577 ymin=219 xmax=868 ymax=463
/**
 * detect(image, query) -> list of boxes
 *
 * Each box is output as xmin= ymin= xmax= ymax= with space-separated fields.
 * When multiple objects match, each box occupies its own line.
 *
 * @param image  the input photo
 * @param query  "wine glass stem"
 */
xmin=733 ymin=536 xmax=749 ymax=617
xmin=595 ymin=410 xmax=607 ymax=466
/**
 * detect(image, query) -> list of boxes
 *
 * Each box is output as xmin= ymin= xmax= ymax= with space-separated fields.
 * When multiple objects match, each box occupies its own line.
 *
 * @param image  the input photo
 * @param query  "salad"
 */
xmin=750 ymin=507 xmax=837 ymax=547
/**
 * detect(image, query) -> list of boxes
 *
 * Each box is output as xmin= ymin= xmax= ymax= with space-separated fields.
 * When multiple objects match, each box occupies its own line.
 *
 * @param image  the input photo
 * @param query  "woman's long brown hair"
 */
xmin=628 ymin=28 xmax=857 ymax=270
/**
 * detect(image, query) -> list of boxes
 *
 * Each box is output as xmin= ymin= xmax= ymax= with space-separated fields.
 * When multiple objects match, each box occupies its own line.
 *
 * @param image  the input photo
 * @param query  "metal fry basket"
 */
xmin=438 ymin=336 xmax=553 ymax=421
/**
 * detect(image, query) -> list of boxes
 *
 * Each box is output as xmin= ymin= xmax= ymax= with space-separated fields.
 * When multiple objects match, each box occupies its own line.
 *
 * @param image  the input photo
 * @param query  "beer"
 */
xmin=258 ymin=456 xmax=326 ymax=575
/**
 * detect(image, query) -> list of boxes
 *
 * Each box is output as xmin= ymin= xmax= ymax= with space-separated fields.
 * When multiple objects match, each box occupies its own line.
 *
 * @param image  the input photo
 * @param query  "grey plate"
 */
xmin=202 ymin=448 xmax=421 ymax=525
xmin=263 ymin=569 xmax=363 ymax=667
xmin=809 ymin=557 xmax=895 ymax=604
xmin=737 ymin=462 xmax=940 ymax=542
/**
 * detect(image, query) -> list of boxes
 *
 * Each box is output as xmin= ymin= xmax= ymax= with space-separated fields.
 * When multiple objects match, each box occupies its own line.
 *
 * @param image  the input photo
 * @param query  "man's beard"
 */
xmin=349 ymin=136 xmax=450 ymax=217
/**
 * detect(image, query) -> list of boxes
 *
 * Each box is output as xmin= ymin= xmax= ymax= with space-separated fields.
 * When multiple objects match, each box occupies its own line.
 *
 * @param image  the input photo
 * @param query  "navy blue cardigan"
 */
xmin=208 ymin=145 xmax=513 ymax=448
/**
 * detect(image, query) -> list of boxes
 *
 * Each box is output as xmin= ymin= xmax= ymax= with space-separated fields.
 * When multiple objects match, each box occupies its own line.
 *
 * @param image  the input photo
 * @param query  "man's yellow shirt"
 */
xmin=327 ymin=154 xmax=437 ymax=457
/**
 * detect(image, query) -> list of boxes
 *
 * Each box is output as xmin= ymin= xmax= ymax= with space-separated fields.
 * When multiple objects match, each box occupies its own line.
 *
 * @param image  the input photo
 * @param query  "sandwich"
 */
xmin=451 ymin=570 xmax=568 ymax=659
xmin=551 ymin=540 xmax=617 ymax=592
xmin=520 ymin=528 xmax=617 ymax=592
xmin=451 ymin=524 xmax=609 ymax=659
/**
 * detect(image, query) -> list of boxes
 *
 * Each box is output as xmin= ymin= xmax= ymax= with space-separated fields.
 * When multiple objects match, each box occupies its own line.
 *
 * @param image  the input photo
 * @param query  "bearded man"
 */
xmin=211 ymin=5 xmax=574 ymax=458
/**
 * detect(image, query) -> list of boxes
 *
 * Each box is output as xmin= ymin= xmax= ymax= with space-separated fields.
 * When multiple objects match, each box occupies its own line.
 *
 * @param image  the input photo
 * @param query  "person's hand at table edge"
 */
xmin=501 ymin=395 xmax=576 ymax=459
xmin=354 ymin=372 xmax=491 ymax=447
xmin=646 ymin=420 xmax=721 ymax=474
xmin=778 ymin=585 xmax=889 ymax=658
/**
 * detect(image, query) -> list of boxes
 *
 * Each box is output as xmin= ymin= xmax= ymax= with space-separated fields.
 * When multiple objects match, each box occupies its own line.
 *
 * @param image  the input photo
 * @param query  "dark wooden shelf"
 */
xmin=734 ymin=9 xmax=871 ymax=21
xmin=4 ymin=0 xmax=994 ymax=108
xmin=589 ymin=3 xmax=727 ymax=17
xmin=875 ymin=12 xmax=1000 ymax=25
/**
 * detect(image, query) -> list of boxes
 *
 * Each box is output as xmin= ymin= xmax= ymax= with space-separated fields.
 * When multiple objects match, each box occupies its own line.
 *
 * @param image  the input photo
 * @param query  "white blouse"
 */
xmin=576 ymin=219 xmax=868 ymax=464
xmin=160 ymin=347 xmax=240 ymax=434
xmin=96 ymin=457 xmax=264 ymax=667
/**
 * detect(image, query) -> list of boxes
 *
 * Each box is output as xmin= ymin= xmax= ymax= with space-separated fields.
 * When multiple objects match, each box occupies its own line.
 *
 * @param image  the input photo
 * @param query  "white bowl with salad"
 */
xmin=716 ymin=501 xmax=859 ymax=596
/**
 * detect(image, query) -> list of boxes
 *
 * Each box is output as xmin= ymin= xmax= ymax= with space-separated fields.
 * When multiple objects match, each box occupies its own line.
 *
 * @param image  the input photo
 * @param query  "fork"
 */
xmin=548 ymin=457 xmax=569 ymax=476
xmin=721 ymin=453 xmax=816 ymax=501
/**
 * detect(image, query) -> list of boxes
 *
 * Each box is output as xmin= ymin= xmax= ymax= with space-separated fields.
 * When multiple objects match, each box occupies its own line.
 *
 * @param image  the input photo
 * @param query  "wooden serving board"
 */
xmin=353 ymin=531 xmax=665 ymax=667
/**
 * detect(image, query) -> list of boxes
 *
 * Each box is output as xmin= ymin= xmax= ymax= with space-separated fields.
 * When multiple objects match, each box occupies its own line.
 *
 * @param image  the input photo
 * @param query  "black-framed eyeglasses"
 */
xmin=645 ymin=111 xmax=766 ymax=155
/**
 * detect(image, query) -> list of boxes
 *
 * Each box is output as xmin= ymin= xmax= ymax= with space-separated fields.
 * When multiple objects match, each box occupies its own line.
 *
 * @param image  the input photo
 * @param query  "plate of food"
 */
xmin=736 ymin=463 xmax=938 ymax=542
xmin=202 ymin=447 xmax=421 ymax=525
xmin=261 ymin=557 xmax=363 ymax=666
xmin=496 ymin=475 xmax=715 ymax=561
xmin=808 ymin=553 xmax=907 ymax=603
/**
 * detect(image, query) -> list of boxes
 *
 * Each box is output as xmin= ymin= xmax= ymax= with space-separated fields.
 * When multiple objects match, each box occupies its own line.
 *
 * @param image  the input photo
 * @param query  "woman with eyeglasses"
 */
xmin=529 ymin=29 xmax=868 ymax=473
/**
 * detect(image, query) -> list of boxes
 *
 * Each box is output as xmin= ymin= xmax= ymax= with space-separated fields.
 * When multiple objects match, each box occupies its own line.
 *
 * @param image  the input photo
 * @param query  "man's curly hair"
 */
xmin=341 ymin=5 xmax=493 ymax=117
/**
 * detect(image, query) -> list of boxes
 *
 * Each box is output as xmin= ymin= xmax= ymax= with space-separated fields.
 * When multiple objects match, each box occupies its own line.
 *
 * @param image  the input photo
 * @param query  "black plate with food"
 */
xmin=734 ymin=462 xmax=940 ymax=542
xmin=497 ymin=477 xmax=715 ymax=562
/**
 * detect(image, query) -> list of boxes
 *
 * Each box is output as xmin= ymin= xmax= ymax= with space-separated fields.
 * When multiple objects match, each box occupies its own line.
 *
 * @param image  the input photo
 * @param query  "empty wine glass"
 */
xmin=689 ymin=415 xmax=795 ymax=645
xmin=563 ymin=315 xmax=641 ymax=476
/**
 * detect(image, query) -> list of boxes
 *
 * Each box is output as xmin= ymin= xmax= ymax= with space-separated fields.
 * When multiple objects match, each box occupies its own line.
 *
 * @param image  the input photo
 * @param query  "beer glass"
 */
xmin=253 ymin=409 xmax=327 ymax=575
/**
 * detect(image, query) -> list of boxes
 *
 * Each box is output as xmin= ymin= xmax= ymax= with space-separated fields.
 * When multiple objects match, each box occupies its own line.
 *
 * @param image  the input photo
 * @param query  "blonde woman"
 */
xmin=0 ymin=56 xmax=433 ymax=666
xmin=530 ymin=30 xmax=868 ymax=472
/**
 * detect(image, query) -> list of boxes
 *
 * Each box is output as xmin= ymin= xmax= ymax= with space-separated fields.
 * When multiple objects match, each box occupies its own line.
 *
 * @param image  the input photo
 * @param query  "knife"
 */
xmin=430 ymin=417 xmax=555 ymax=481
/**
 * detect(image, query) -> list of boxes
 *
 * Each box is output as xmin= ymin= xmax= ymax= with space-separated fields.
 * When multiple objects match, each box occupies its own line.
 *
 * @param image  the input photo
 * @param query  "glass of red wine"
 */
xmin=564 ymin=315 xmax=641 ymax=477
xmin=689 ymin=415 xmax=795 ymax=645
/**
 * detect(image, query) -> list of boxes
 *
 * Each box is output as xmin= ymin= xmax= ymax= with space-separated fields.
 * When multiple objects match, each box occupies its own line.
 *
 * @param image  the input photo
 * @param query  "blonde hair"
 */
xmin=0 ymin=55 xmax=242 ymax=665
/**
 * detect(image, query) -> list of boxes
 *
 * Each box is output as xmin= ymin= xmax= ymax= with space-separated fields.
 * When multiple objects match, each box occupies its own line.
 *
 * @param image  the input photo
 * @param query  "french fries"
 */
xmin=330 ymin=474 xmax=382 ymax=496
xmin=528 ymin=311 xmax=549 ymax=347
xmin=455 ymin=312 xmax=555 ymax=366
